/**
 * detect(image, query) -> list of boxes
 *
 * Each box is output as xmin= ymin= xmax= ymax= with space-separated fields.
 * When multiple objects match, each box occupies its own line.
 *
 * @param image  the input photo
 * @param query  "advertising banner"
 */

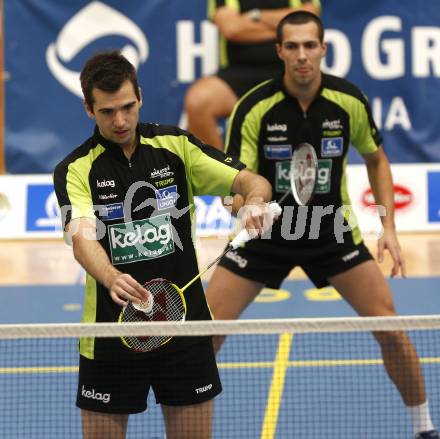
xmin=4 ymin=1 xmax=440 ymax=173
xmin=1 ymin=165 xmax=440 ymax=239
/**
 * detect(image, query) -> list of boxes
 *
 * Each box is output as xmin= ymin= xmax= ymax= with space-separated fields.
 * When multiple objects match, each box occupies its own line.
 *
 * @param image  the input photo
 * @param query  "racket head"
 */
xmin=119 ymin=278 xmax=187 ymax=353
xmin=290 ymin=142 xmax=318 ymax=206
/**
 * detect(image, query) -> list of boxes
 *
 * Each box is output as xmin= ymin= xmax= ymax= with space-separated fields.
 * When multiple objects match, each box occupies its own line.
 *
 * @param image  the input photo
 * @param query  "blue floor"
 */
xmin=1 ymin=277 xmax=439 ymax=438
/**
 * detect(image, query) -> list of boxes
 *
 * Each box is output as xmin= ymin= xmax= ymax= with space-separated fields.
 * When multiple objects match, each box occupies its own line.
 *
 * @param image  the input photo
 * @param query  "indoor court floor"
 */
xmin=0 ymin=233 xmax=439 ymax=438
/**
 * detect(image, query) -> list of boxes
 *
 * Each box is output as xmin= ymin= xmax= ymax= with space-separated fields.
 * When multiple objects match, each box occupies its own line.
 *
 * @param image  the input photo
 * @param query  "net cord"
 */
xmin=1 ymin=315 xmax=440 ymax=339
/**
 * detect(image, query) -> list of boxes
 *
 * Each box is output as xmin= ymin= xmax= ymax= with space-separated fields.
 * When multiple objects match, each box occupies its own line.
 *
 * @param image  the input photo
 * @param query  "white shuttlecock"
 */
xmin=133 ymin=291 xmax=154 ymax=313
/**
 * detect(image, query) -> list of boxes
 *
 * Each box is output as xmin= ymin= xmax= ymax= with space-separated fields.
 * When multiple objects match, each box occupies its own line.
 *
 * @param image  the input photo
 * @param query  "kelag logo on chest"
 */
xmin=275 ymin=160 xmax=332 ymax=194
xmin=108 ymin=214 xmax=174 ymax=265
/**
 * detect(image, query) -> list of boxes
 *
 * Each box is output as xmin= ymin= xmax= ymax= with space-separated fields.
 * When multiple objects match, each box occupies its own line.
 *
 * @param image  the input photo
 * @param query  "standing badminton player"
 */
xmin=53 ymin=50 xmax=273 ymax=439
xmin=205 ymin=11 xmax=439 ymax=438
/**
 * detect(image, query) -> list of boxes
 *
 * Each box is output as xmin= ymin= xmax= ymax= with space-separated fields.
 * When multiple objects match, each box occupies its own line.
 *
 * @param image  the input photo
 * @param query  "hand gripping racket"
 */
xmin=278 ymin=142 xmax=318 ymax=206
xmin=119 ymin=202 xmax=282 ymax=352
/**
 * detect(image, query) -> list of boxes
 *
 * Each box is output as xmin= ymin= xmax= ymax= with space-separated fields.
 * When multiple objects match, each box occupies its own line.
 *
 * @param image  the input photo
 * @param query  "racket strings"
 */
xmin=291 ymin=143 xmax=318 ymax=205
xmin=121 ymin=280 xmax=186 ymax=352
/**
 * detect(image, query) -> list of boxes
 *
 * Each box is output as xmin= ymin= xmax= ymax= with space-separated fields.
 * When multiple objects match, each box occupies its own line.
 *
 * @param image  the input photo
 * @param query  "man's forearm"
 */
xmin=366 ymin=158 xmax=396 ymax=230
xmin=72 ymin=235 xmax=120 ymax=289
xmin=232 ymin=169 xmax=272 ymax=206
xmin=214 ymin=8 xmax=276 ymax=43
xmin=260 ymin=5 xmax=321 ymax=29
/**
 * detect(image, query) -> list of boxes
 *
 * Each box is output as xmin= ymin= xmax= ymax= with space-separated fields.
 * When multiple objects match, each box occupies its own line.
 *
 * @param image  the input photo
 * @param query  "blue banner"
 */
xmin=5 ymin=0 xmax=440 ymax=173
xmin=321 ymin=1 xmax=440 ymax=163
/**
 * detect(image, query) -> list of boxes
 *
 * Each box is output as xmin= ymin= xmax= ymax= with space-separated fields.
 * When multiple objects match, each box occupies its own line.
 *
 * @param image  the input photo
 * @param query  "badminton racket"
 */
xmin=278 ymin=142 xmax=318 ymax=206
xmin=119 ymin=202 xmax=282 ymax=352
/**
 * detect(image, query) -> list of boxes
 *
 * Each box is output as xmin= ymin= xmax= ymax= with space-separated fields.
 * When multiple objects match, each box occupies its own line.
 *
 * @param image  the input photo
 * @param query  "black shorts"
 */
xmin=218 ymin=239 xmax=374 ymax=289
xmin=76 ymin=337 xmax=222 ymax=414
xmin=216 ymin=63 xmax=284 ymax=98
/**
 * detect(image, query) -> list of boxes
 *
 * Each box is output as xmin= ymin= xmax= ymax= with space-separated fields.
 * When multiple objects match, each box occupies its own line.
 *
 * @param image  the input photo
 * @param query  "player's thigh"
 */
xmin=152 ymin=338 xmax=221 ymax=406
xmin=162 ymin=400 xmax=213 ymax=439
xmin=205 ymin=265 xmax=264 ymax=319
xmin=81 ymin=410 xmax=128 ymax=439
xmin=77 ymin=355 xmax=151 ymax=414
xmin=184 ymin=76 xmax=237 ymax=117
xmin=328 ymin=260 xmax=397 ymax=317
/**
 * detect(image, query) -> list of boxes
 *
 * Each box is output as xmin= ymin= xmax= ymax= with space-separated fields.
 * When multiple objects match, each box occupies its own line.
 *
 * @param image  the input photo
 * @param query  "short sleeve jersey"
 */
xmin=226 ymin=74 xmax=382 ymax=246
xmin=209 ymin=0 xmax=321 ymax=68
xmin=54 ymin=123 xmax=244 ymax=360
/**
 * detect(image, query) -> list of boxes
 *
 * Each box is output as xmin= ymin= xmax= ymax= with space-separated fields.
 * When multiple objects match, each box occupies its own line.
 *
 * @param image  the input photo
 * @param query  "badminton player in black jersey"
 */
xmin=54 ymin=50 xmax=274 ymax=439
xmin=205 ymin=11 xmax=439 ymax=438
xmin=184 ymin=0 xmax=321 ymax=150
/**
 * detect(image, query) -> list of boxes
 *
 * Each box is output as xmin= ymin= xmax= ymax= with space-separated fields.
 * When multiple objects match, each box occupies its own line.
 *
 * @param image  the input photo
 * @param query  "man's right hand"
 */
xmin=106 ymin=272 xmax=151 ymax=307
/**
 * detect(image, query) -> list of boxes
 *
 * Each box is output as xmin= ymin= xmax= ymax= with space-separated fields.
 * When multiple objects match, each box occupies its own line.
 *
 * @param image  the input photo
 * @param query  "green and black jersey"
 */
xmin=209 ymin=0 xmax=321 ymax=68
xmin=53 ymin=123 xmax=244 ymax=360
xmin=226 ymin=73 xmax=382 ymax=246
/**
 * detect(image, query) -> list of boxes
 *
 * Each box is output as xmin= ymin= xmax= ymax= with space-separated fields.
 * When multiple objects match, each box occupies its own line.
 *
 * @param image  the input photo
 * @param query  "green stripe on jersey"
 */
xmin=227 ymin=89 xmax=285 ymax=172
xmin=207 ymin=0 xmax=216 ymax=19
xmin=290 ymin=0 xmax=321 ymax=7
xmin=79 ymin=273 xmax=98 ymax=359
xmin=225 ymin=79 xmax=274 ymax=153
xmin=224 ymin=0 xmax=240 ymax=11
xmin=215 ymin=0 xmax=238 ymax=67
xmin=66 ymin=144 xmax=105 ymax=220
xmin=321 ymin=88 xmax=378 ymax=155
xmin=340 ymin=156 xmax=362 ymax=245
xmin=141 ymin=134 xmax=239 ymax=221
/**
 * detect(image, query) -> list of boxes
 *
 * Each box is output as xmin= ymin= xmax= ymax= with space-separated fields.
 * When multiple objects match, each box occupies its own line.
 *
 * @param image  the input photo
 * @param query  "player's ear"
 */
xmin=321 ymin=41 xmax=328 ymax=58
xmin=138 ymin=87 xmax=143 ymax=108
xmin=84 ymin=100 xmax=95 ymax=119
xmin=276 ymin=43 xmax=283 ymax=60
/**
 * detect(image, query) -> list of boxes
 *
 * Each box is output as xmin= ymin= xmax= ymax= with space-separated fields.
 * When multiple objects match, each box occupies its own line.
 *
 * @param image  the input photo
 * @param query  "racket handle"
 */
xmin=229 ymin=202 xmax=282 ymax=250
xmin=230 ymin=228 xmax=252 ymax=249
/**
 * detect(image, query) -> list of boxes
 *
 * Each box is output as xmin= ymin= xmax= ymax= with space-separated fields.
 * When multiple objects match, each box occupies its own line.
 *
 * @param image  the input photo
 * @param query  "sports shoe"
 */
xmin=415 ymin=431 xmax=440 ymax=439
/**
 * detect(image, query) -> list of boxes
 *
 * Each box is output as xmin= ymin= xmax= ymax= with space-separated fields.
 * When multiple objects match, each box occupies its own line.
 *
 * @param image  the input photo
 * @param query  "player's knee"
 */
xmin=212 ymin=335 xmax=225 ymax=354
xmin=369 ymin=295 xmax=396 ymax=317
xmin=373 ymin=329 xmax=409 ymax=349
xmin=184 ymin=82 xmax=215 ymax=116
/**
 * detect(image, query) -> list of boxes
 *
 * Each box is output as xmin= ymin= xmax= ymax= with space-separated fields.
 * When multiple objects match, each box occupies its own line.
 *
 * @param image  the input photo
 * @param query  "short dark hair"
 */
xmin=80 ymin=50 xmax=141 ymax=111
xmin=276 ymin=10 xmax=324 ymax=44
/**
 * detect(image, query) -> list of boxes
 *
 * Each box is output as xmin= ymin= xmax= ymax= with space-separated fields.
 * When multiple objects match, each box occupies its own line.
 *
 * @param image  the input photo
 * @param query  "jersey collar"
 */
xmin=93 ymin=125 xmax=141 ymax=164
xmin=278 ymin=74 xmax=325 ymax=110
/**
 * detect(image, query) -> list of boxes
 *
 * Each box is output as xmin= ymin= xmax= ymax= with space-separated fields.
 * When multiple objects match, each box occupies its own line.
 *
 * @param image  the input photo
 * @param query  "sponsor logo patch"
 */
xmin=97 ymin=179 xmax=115 ymax=188
xmin=98 ymin=193 xmax=118 ymax=200
xmin=342 ymin=249 xmax=360 ymax=262
xmin=263 ymin=145 xmax=292 ymax=160
xmin=276 ymin=159 xmax=332 ymax=194
xmin=275 ymin=161 xmax=291 ymax=193
xmin=315 ymin=159 xmax=332 ymax=194
xmin=99 ymin=202 xmax=124 ymax=221
xmin=267 ymin=136 xmax=288 ymax=142
xmin=150 ymin=165 xmax=174 ymax=179
xmin=154 ymin=178 xmax=175 ymax=188
xmin=155 ymin=185 xmax=178 ymax=210
xmin=195 ymin=384 xmax=213 ymax=394
xmin=321 ymin=137 xmax=343 ymax=157
xmin=108 ymin=214 xmax=174 ymax=265
xmin=322 ymin=119 xmax=343 ymax=130
xmin=81 ymin=385 xmax=110 ymax=404
xmin=224 ymin=250 xmax=248 ymax=268
xmin=267 ymin=123 xmax=287 ymax=132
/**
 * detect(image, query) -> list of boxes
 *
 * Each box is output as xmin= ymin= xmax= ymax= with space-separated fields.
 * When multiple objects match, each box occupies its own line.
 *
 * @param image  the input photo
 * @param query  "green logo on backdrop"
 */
xmin=275 ymin=159 xmax=332 ymax=194
xmin=108 ymin=214 xmax=174 ymax=265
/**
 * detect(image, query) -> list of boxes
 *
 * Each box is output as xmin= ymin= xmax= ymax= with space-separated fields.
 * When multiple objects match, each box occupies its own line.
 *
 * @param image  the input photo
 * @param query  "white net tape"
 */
xmin=1 ymin=315 xmax=440 ymax=339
